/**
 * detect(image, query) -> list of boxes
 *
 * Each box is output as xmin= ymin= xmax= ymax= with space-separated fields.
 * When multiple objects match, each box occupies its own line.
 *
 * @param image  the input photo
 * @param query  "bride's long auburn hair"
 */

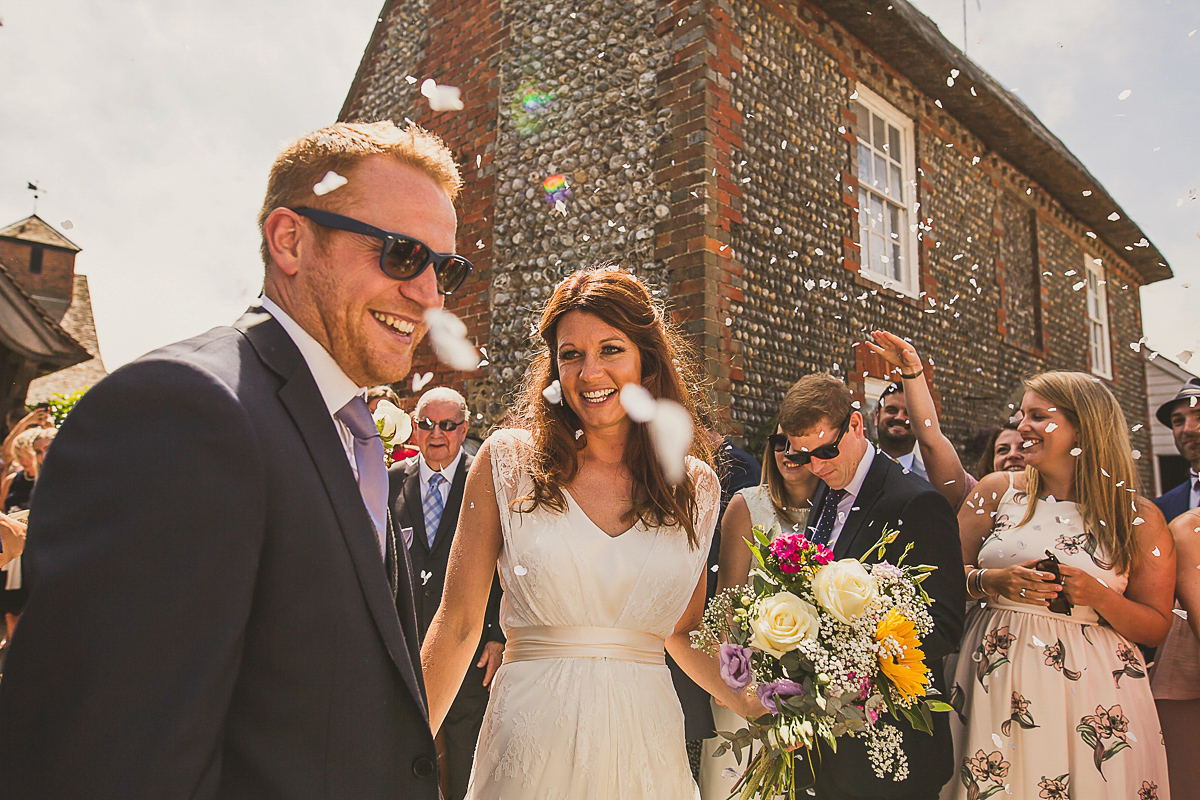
xmin=1018 ymin=371 xmax=1143 ymax=574
xmin=505 ymin=267 xmax=715 ymax=549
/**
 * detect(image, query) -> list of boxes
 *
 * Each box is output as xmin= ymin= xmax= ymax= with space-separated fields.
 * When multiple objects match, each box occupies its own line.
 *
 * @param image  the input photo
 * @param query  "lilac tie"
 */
xmin=336 ymin=396 xmax=389 ymax=558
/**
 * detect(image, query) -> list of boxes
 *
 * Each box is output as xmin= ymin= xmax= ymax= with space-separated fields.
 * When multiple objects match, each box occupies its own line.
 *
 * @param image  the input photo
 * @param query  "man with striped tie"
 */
xmin=778 ymin=373 xmax=964 ymax=800
xmin=389 ymin=386 xmax=503 ymax=800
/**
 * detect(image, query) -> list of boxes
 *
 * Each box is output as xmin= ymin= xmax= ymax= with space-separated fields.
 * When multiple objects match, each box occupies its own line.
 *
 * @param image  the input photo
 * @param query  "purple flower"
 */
xmin=756 ymin=678 xmax=805 ymax=714
xmin=719 ymin=643 xmax=755 ymax=690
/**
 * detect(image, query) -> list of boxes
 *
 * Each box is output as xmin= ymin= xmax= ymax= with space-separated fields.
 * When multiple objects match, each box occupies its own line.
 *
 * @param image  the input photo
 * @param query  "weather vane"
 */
xmin=27 ymin=181 xmax=43 ymax=214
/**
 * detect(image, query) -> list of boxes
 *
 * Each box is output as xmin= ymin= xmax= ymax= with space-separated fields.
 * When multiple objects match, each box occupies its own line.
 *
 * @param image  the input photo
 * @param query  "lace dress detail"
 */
xmin=467 ymin=429 xmax=718 ymax=800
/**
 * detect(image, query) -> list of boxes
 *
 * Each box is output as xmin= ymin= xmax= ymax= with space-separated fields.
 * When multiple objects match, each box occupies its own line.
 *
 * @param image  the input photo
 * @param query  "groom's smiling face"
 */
xmin=285 ymin=156 xmax=457 ymax=387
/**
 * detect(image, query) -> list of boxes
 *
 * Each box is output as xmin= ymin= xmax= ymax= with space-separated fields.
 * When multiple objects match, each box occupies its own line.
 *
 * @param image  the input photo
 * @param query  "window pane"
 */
xmin=890 ymin=164 xmax=903 ymax=200
xmin=858 ymin=143 xmax=872 ymax=182
xmin=888 ymin=205 xmax=903 ymax=280
xmin=888 ymin=125 xmax=901 ymax=161
xmin=871 ymin=195 xmax=885 ymax=235
xmin=852 ymin=102 xmax=867 ymax=134
xmin=874 ymin=154 xmax=888 ymax=190
xmin=873 ymin=114 xmax=885 ymax=150
xmin=872 ymin=233 xmax=887 ymax=275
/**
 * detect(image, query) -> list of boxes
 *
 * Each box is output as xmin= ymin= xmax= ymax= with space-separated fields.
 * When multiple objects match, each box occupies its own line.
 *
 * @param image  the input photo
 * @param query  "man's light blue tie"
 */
xmin=335 ymin=396 xmax=389 ymax=558
xmin=810 ymin=488 xmax=848 ymax=546
xmin=424 ymin=473 xmax=446 ymax=548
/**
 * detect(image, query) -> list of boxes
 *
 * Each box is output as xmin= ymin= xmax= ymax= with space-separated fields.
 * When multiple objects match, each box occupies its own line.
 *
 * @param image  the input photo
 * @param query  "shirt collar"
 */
xmin=842 ymin=442 xmax=876 ymax=502
xmin=419 ymin=449 xmax=464 ymax=485
xmin=260 ymin=295 xmax=361 ymax=417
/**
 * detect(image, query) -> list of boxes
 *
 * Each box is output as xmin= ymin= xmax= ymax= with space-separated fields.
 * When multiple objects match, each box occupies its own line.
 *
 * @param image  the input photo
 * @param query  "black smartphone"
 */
xmin=1034 ymin=550 xmax=1072 ymax=615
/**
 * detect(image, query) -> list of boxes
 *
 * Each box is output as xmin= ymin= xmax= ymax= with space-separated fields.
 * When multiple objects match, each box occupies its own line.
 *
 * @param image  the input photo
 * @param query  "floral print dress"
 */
xmin=943 ymin=476 xmax=1169 ymax=800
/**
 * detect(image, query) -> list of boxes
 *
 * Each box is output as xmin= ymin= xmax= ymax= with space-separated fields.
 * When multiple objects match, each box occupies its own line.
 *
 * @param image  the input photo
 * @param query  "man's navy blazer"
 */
xmin=805 ymin=453 xmax=966 ymax=799
xmin=0 ymin=310 xmax=438 ymax=799
xmin=1153 ymin=479 xmax=1193 ymax=524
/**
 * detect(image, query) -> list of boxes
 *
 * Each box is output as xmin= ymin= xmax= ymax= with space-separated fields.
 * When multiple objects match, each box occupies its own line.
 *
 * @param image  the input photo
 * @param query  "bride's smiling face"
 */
xmin=555 ymin=310 xmax=642 ymax=435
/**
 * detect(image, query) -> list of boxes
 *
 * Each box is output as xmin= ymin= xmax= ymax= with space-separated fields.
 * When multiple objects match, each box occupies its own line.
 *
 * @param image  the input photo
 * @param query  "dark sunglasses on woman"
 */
xmin=289 ymin=207 xmax=473 ymax=295
xmin=415 ymin=417 xmax=466 ymax=432
xmin=782 ymin=413 xmax=852 ymax=467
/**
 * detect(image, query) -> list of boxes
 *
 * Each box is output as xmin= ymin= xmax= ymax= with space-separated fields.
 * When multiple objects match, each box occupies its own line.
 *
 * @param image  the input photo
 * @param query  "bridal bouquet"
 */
xmin=692 ymin=525 xmax=949 ymax=800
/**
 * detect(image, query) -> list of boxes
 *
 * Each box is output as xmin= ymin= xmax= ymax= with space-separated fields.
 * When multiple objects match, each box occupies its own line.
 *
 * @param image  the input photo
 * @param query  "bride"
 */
xmin=421 ymin=267 xmax=763 ymax=799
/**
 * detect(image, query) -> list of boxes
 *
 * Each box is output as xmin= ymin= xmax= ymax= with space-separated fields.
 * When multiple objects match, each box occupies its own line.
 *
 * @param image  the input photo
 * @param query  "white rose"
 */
xmin=372 ymin=400 xmax=412 ymax=445
xmin=748 ymin=591 xmax=820 ymax=658
xmin=812 ymin=559 xmax=878 ymax=625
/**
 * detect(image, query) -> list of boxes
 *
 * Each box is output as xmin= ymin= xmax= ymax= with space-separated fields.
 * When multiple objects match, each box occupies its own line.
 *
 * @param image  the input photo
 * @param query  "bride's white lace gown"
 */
xmin=465 ymin=429 xmax=719 ymax=800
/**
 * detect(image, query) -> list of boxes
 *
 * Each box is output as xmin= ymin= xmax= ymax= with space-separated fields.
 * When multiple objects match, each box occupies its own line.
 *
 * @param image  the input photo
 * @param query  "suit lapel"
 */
xmin=239 ymin=311 xmax=428 ymax=720
xmin=402 ymin=466 xmax=429 ymax=554
xmin=833 ymin=454 xmax=891 ymax=560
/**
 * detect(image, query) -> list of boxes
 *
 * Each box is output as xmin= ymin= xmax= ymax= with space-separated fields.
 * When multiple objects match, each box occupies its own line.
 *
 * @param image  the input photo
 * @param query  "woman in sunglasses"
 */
xmin=421 ymin=267 xmax=763 ymax=800
xmin=699 ymin=423 xmax=818 ymax=798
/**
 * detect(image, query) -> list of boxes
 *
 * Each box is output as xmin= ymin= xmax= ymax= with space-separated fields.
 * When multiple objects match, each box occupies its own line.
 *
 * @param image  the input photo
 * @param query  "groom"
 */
xmin=780 ymin=373 xmax=964 ymax=800
xmin=0 ymin=122 xmax=465 ymax=798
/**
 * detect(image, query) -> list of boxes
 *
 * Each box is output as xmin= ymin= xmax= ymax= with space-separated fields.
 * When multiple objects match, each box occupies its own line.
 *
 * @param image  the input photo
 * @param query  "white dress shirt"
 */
xmin=259 ymin=296 xmax=362 ymax=475
xmin=1191 ymin=468 xmax=1200 ymax=510
xmin=825 ymin=443 xmax=877 ymax=550
xmin=418 ymin=449 xmax=465 ymax=509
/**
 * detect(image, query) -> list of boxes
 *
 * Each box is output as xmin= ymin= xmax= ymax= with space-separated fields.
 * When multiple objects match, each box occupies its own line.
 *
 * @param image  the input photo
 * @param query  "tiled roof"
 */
xmin=0 ymin=214 xmax=81 ymax=252
xmin=26 ymin=274 xmax=109 ymax=403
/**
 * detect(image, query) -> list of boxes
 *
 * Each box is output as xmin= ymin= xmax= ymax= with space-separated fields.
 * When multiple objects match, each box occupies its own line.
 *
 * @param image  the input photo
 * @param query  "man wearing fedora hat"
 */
xmin=1152 ymin=376 xmax=1200 ymax=523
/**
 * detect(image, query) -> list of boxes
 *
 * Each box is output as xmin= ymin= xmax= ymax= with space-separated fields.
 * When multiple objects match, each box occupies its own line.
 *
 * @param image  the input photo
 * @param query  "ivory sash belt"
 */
xmin=504 ymin=625 xmax=666 ymax=665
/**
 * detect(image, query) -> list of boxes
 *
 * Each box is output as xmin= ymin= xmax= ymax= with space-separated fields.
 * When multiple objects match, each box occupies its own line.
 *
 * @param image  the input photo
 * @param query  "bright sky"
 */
xmin=2 ymin=0 xmax=1196 ymax=374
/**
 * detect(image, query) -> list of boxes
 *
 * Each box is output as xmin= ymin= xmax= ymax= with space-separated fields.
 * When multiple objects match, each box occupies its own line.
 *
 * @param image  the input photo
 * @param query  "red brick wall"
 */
xmin=0 ymin=239 xmax=76 ymax=319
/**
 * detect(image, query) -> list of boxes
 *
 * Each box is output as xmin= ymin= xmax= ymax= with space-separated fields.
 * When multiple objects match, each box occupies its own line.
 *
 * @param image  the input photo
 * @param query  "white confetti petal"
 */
xmin=423 ymin=308 xmax=482 ymax=371
xmin=619 ymin=383 xmax=658 ymax=423
xmin=1131 ymin=449 xmax=1141 ymax=460
xmin=1045 ymin=422 xmax=1057 ymax=432
xmin=313 ymin=170 xmax=348 ymax=196
xmin=60 ymin=220 xmax=73 ymax=230
xmin=542 ymin=380 xmax=563 ymax=405
xmin=411 ymin=371 xmax=433 ymax=392
xmin=1070 ymin=447 xmax=1082 ymax=457
xmin=649 ymin=399 xmax=694 ymax=485
xmin=513 ymin=564 xmax=528 ymax=576
xmin=1152 ymin=546 xmax=1161 ymax=556
xmin=1118 ymin=89 xmax=1132 ymax=100
xmin=420 ymin=78 xmax=464 ymax=111
xmin=420 ymin=570 xmax=432 ymax=585
xmin=1174 ymin=608 xmax=1189 ymax=620
xmin=1031 ymin=635 xmax=1046 ymax=648
xmin=1133 ymin=517 xmax=1145 ymax=526
xmin=1107 ymin=211 xmax=1121 ymax=221
xmin=991 ymin=733 xmax=1004 ymax=748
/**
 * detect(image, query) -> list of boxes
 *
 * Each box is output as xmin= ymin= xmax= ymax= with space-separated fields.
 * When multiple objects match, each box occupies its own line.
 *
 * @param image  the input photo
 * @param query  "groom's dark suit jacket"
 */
xmin=806 ymin=454 xmax=965 ymax=800
xmin=0 ymin=310 xmax=438 ymax=800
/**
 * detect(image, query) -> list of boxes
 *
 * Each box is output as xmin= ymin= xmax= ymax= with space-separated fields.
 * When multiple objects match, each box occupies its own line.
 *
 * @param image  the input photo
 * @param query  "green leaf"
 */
xmin=927 ymin=700 xmax=954 ymax=713
xmin=1101 ymin=740 xmax=1131 ymax=763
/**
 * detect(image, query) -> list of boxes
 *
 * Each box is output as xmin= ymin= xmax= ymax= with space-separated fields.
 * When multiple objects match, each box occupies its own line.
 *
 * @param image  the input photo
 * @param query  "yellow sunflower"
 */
xmin=874 ymin=609 xmax=929 ymax=702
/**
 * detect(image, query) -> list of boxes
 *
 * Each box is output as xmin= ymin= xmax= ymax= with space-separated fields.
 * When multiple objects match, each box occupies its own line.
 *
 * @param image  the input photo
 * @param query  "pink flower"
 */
xmin=769 ymin=531 xmax=815 ymax=575
xmin=812 ymin=544 xmax=834 ymax=565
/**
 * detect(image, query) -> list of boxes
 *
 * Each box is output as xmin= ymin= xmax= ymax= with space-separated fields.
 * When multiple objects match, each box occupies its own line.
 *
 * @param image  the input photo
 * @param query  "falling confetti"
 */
xmin=60 ymin=220 xmax=73 ymax=230
xmin=619 ymin=383 xmax=658 ymax=423
xmin=420 ymin=78 xmax=464 ymax=111
xmin=619 ymin=384 xmax=693 ymax=484
xmin=420 ymin=570 xmax=432 ymax=585
xmin=542 ymin=380 xmax=563 ymax=405
xmin=1045 ymin=423 xmax=1058 ymax=433
xmin=424 ymin=308 xmax=481 ymax=371
xmin=513 ymin=565 xmax=528 ymax=576
xmin=1152 ymin=546 xmax=1161 ymax=556
xmin=1117 ymin=89 xmax=1132 ymax=101
xmin=1070 ymin=447 xmax=1083 ymax=457
xmin=1031 ymin=635 xmax=1046 ymax=648
xmin=412 ymin=371 xmax=434 ymax=392
xmin=313 ymin=170 xmax=348 ymax=196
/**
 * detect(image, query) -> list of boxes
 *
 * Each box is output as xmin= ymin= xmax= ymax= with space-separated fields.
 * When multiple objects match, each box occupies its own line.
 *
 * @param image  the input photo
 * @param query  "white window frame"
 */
xmin=852 ymin=85 xmax=920 ymax=297
xmin=1084 ymin=255 xmax=1112 ymax=379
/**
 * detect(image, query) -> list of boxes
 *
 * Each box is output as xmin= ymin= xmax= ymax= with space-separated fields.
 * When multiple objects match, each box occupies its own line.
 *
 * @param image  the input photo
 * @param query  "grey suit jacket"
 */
xmin=0 ymin=310 xmax=438 ymax=799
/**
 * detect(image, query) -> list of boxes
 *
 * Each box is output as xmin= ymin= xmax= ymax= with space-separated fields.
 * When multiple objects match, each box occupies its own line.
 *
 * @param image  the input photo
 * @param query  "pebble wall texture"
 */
xmin=340 ymin=0 xmax=1157 ymax=485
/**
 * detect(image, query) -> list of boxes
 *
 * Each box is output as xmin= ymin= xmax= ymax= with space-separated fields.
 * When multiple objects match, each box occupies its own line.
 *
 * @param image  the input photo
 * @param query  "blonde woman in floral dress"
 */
xmin=945 ymin=372 xmax=1174 ymax=800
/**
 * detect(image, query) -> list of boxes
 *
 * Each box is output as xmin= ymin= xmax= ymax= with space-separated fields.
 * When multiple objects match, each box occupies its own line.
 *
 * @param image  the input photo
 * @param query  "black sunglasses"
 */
xmin=289 ymin=207 xmax=473 ymax=296
xmin=415 ymin=417 xmax=466 ymax=432
xmin=783 ymin=413 xmax=853 ymax=467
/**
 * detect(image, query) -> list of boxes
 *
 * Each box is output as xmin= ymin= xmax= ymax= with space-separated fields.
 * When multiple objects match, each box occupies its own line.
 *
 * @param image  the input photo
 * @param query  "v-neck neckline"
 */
xmin=564 ymin=489 xmax=638 ymax=540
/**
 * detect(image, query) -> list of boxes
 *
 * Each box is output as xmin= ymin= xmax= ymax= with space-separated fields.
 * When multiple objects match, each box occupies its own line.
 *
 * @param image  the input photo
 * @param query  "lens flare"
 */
xmin=512 ymin=83 xmax=555 ymax=135
xmin=542 ymin=174 xmax=572 ymax=206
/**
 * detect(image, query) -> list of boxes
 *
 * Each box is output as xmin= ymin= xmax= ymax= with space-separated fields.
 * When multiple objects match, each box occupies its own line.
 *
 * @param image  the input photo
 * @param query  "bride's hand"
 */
xmin=729 ymin=689 xmax=770 ymax=721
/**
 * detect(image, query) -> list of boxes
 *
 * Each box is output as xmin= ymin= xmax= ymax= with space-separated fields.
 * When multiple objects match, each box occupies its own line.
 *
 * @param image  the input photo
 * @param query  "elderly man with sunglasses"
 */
xmin=778 ymin=373 xmax=964 ymax=800
xmin=0 ymin=122 xmax=466 ymax=799
xmin=388 ymin=387 xmax=503 ymax=800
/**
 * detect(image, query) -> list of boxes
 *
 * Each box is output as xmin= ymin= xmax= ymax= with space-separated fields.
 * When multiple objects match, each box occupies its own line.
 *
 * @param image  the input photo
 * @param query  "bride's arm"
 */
xmin=421 ymin=439 xmax=504 ymax=734
xmin=666 ymin=574 xmax=767 ymax=720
